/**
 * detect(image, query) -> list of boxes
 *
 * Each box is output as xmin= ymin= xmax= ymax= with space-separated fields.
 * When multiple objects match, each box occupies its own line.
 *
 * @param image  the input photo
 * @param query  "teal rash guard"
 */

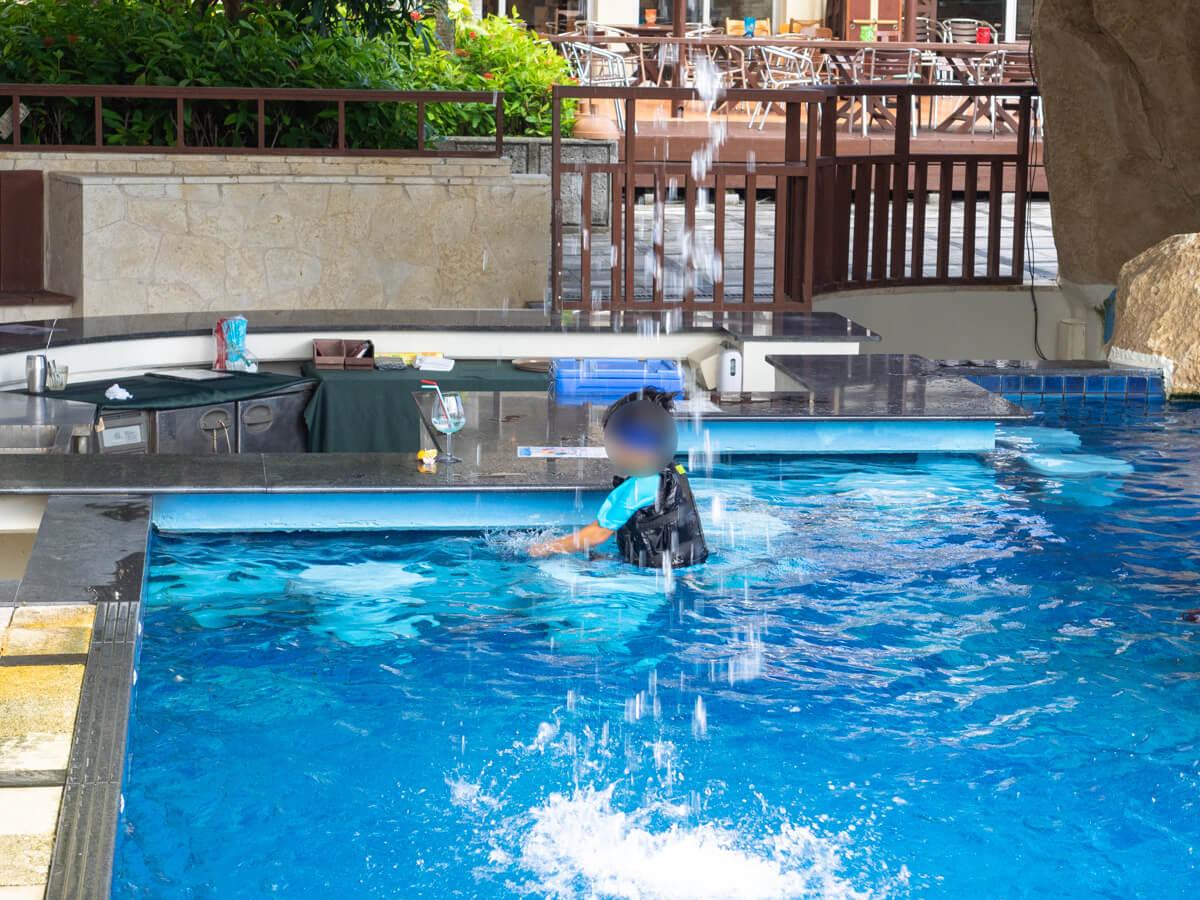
xmin=596 ymin=475 xmax=661 ymax=530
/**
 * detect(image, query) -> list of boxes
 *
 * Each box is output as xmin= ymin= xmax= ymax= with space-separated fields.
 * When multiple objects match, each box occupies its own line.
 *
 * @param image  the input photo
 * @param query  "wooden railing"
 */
xmin=0 ymin=84 xmax=505 ymax=157
xmin=550 ymin=83 xmax=1039 ymax=311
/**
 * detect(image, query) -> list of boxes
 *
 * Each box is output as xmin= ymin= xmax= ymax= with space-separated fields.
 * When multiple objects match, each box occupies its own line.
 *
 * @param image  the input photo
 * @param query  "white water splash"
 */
xmin=515 ymin=786 xmax=880 ymax=900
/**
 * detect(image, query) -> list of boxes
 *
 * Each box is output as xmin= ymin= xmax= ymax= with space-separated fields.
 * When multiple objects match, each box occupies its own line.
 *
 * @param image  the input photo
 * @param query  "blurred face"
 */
xmin=604 ymin=401 xmax=678 ymax=477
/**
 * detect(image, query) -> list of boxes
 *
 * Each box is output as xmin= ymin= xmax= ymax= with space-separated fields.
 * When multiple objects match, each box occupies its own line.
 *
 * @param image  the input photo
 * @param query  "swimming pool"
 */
xmin=114 ymin=402 xmax=1199 ymax=899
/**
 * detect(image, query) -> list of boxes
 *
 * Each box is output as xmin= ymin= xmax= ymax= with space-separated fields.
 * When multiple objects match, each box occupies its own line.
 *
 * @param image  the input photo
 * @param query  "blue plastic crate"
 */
xmin=551 ymin=358 xmax=685 ymax=405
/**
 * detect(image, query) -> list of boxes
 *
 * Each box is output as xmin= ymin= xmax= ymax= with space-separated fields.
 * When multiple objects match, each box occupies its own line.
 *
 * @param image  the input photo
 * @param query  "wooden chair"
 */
xmin=725 ymin=17 xmax=772 ymax=37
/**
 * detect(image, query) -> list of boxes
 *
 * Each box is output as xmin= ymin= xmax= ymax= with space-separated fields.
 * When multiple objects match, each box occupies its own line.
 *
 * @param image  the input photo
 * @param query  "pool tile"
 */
xmin=0 ymin=834 xmax=53 ymax=886
xmin=9 ymin=606 xmax=94 ymax=630
xmin=1148 ymin=376 xmax=1164 ymax=394
xmin=1002 ymin=376 xmax=1022 ymax=393
xmin=0 ymin=665 xmax=85 ymax=738
xmin=1126 ymin=376 xmax=1148 ymax=393
xmin=1021 ymin=376 xmax=1043 ymax=393
xmin=1106 ymin=376 xmax=1127 ymax=394
xmin=0 ymin=734 xmax=72 ymax=773
xmin=1 ymin=626 xmax=92 ymax=657
xmin=965 ymin=375 xmax=981 ymax=384
xmin=0 ymin=884 xmax=50 ymax=899
xmin=1042 ymin=376 xmax=1064 ymax=394
xmin=1085 ymin=376 xmax=1106 ymax=393
xmin=0 ymin=787 xmax=62 ymax=836
xmin=981 ymin=375 xmax=1002 ymax=392
xmin=1064 ymin=376 xmax=1085 ymax=393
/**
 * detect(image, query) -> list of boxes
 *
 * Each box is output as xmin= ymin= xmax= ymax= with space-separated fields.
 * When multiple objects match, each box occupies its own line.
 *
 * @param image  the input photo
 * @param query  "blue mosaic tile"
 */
xmin=981 ymin=375 xmax=1002 ymax=392
xmin=1002 ymin=376 xmax=1022 ymax=393
xmin=1126 ymin=376 xmax=1148 ymax=393
xmin=1064 ymin=376 xmax=1085 ymax=394
xmin=1085 ymin=376 xmax=1107 ymax=393
xmin=965 ymin=375 xmax=981 ymax=384
xmin=1001 ymin=394 xmax=1022 ymax=404
xmin=1149 ymin=376 xmax=1164 ymax=394
xmin=1042 ymin=376 xmax=1063 ymax=394
xmin=1106 ymin=376 xmax=1127 ymax=394
xmin=1022 ymin=376 xmax=1043 ymax=393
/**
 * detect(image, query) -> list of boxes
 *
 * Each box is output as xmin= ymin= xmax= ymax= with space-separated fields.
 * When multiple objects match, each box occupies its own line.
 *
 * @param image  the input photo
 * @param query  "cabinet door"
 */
xmin=152 ymin=404 xmax=237 ymax=454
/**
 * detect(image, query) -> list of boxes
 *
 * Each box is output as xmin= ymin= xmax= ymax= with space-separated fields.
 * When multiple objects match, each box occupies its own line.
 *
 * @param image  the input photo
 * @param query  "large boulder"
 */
xmin=1032 ymin=1 xmax=1200 ymax=286
xmin=1108 ymin=232 xmax=1200 ymax=396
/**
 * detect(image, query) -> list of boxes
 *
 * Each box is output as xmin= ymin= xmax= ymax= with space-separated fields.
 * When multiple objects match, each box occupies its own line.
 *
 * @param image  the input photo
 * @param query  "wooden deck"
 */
xmin=583 ymin=99 xmax=1048 ymax=192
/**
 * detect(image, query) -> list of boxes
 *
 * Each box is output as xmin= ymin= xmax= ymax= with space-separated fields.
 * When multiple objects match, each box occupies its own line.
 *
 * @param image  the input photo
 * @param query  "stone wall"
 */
xmin=1109 ymin=232 xmax=1200 ymax=397
xmin=436 ymin=136 xmax=618 ymax=226
xmin=42 ymin=163 xmax=549 ymax=316
xmin=1032 ymin=0 xmax=1200 ymax=285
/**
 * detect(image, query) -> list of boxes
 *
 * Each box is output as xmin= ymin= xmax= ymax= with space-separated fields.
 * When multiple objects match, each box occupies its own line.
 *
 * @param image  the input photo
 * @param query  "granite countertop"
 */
xmin=0 ymin=370 xmax=1029 ymax=494
xmin=0 ymin=309 xmax=878 ymax=355
xmin=765 ymin=354 xmax=1032 ymax=421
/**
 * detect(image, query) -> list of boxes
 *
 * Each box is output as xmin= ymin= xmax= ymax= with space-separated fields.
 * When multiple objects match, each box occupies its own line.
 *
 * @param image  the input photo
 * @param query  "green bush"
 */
xmin=408 ymin=13 xmax=576 ymax=137
xmin=0 ymin=0 xmax=572 ymax=148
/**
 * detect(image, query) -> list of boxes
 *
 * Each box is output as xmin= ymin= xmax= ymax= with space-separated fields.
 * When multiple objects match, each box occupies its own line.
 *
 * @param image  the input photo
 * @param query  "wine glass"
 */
xmin=430 ymin=391 xmax=466 ymax=463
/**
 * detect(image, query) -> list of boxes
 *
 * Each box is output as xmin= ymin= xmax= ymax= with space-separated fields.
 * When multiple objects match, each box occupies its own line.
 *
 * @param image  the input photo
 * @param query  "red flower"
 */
xmin=67 ymin=35 xmax=78 ymax=43
xmin=469 ymin=32 xmax=477 ymax=39
xmin=409 ymin=10 xmax=422 ymax=20
xmin=482 ymin=72 xmax=494 ymax=80
xmin=455 ymin=48 xmax=468 ymax=57
xmin=42 ymin=36 xmax=55 ymax=46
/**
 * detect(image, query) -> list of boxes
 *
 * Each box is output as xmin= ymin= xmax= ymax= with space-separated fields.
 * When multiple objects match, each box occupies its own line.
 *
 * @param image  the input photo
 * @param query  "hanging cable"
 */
xmin=1024 ymin=33 xmax=1048 ymax=359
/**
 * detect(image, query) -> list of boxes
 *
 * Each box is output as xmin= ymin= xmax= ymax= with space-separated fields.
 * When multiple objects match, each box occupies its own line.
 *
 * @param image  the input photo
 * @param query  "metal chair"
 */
xmin=563 ymin=43 xmax=637 ymax=129
xmin=850 ymin=47 xmax=921 ymax=136
xmin=996 ymin=48 xmax=1043 ymax=136
xmin=965 ymin=49 xmax=1006 ymax=134
xmin=748 ymin=46 xmax=821 ymax=129
xmin=940 ymin=18 xmax=999 ymax=43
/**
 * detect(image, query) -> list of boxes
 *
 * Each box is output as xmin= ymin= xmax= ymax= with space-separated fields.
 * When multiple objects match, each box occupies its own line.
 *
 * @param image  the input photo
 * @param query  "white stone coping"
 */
xmin=46 ymin=171 xmax=544 ymax=186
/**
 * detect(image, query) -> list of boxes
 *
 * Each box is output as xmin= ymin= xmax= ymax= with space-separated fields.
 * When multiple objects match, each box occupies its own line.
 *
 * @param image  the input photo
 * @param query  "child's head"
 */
xmin=602 ymin=389 xmax=678 ymax=477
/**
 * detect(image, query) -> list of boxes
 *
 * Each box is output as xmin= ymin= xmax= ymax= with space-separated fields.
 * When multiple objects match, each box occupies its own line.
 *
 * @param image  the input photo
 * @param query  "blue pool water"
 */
xmin=115 ymin=403 xmax=1199 ymax=899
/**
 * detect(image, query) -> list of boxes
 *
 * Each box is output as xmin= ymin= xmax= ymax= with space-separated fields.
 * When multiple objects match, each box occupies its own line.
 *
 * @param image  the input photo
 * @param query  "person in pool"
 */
xmin=530 ymin=388 xmax=709 ymax=568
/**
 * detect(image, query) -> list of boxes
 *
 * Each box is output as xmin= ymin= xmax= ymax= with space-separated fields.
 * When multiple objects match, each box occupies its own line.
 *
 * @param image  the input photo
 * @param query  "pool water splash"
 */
xmin=507 ymin=785 xmax=885 ymax=900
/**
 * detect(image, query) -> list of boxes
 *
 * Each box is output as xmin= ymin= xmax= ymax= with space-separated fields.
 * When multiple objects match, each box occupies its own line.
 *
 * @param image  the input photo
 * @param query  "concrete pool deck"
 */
xmin=0 ymin=605 xmax=96 ymax=899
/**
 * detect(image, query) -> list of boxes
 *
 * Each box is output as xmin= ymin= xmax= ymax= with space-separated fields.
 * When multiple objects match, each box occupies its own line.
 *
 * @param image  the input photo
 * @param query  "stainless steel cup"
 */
xmin=25 ymin=354 xmax=47 ymax=394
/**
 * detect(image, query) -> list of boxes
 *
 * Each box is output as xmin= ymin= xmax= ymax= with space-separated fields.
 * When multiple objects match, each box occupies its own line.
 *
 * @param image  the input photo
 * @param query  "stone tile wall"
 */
xmin=1 ymin=153 xmax=551 ymax=317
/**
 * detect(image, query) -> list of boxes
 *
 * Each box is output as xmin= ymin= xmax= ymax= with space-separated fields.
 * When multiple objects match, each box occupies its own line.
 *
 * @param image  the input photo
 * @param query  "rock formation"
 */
xmin=1032 ymin=0 xmax=1200 ymax=286
xmin=1109 ymin=232 xmax=1200 ymax=396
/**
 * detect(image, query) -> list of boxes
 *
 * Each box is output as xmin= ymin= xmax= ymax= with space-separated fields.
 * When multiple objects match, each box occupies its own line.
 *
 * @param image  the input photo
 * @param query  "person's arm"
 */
xmin=529 ymin=521 xmax=615 ymax=557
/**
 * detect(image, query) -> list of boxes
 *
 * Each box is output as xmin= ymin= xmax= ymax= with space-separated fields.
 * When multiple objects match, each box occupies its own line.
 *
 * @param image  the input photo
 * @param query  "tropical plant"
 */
xmin=0 ymin=0 xmax=572 ymax=147
xmin=407 ymin=13 xmax=576 ymax=137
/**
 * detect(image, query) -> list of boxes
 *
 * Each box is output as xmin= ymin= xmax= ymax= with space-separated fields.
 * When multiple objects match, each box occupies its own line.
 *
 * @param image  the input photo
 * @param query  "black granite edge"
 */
xmin=0 ymin=308 xmax=876 ymax=355
xmin=721 ymin=312 xmax=881 ymax=343
xmin=766 ymin=354 xmax=1035 ymax=422
xmin=937 ymin=362 xmax=1162 ymax=377
xmin=13 ymin=496 xmax=151 ymax=605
